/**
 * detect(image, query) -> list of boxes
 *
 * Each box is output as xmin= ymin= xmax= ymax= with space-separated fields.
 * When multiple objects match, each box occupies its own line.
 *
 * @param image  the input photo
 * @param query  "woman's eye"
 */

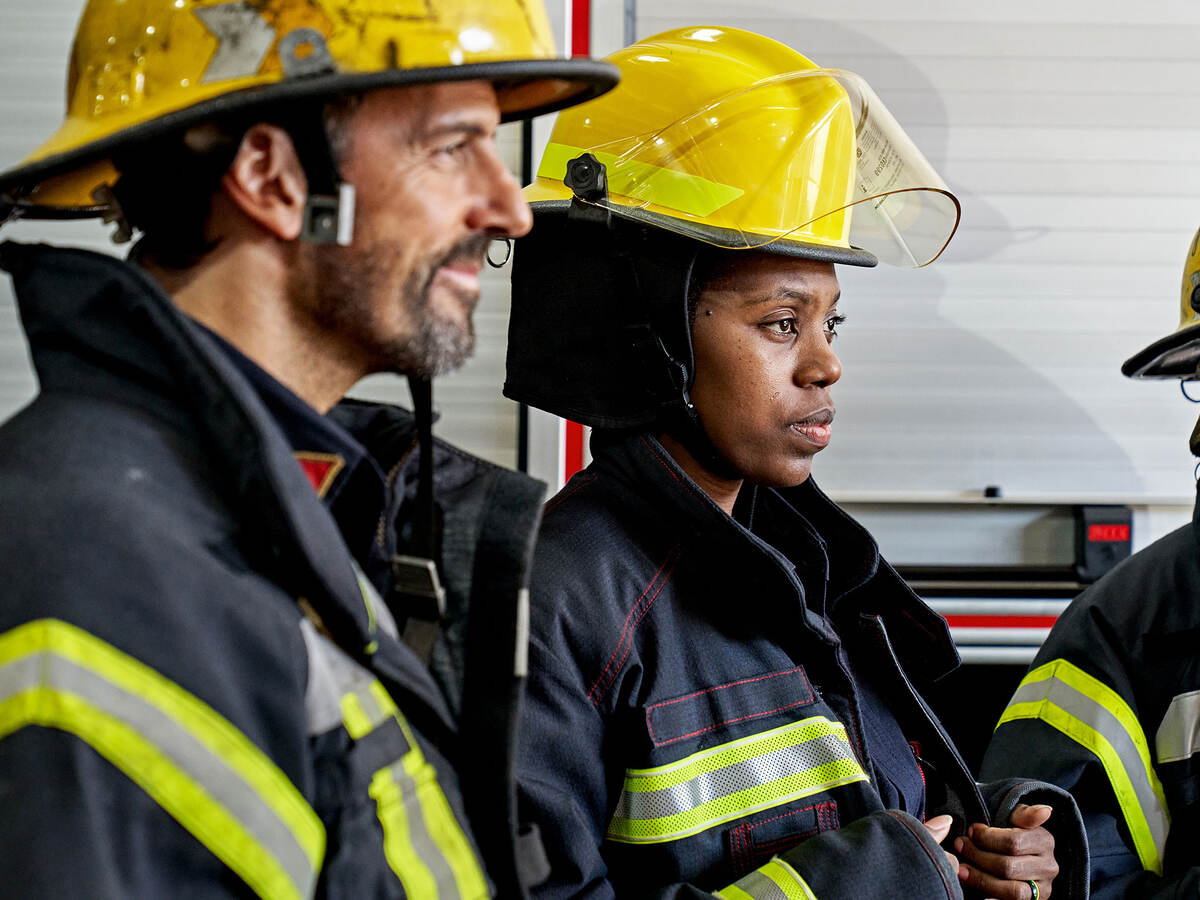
xmin=766 ymin=318 xmax=797 ymax=336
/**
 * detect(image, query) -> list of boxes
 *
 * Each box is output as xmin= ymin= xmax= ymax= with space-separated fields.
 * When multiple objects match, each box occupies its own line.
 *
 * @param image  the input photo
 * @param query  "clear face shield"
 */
xmin=538 ymin=68 xmax=960 ymax=267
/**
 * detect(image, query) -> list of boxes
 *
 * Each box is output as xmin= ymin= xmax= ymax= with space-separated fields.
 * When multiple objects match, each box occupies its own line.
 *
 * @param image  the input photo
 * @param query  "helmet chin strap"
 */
xmin=661 ymin=401 xmax=744 ymax=484
xmin=393 ymin=373 xmax=447 ymax=664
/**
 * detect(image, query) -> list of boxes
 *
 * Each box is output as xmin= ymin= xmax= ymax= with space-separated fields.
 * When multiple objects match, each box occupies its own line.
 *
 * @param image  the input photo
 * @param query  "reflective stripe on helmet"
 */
xmin=997 ymin=658 xmax=1169 ymax=874
xmin=714 ymin=856 xmax=818 ymax=900
xmin=538 ymin=142 xmax=745 ymax=219
xmin=606 ymin=716 xmax=867 ymax=845
xmin=0 ymin=618 xmax=324 ymax=900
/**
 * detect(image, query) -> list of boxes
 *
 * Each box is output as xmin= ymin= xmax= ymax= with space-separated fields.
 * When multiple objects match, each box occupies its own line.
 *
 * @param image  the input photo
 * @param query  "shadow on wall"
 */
xmin=637 ymin=12 xmax=1142 ymax=497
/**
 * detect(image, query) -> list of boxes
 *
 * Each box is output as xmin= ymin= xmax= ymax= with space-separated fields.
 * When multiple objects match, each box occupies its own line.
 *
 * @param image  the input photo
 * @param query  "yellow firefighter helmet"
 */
xmin=526 ymin=25 xmax=960 ymax=267
xmin=1123 ymin=226 xmax=1200 ymax=379
xmin=0 ymin=0 xmax=618 ymax=218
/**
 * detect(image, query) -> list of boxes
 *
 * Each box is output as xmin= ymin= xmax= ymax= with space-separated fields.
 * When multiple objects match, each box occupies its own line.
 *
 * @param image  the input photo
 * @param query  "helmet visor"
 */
xmin=538 ymin=68 xmax=960 ymax=267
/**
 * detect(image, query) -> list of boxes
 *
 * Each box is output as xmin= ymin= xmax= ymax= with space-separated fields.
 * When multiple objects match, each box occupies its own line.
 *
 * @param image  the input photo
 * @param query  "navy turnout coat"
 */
xmin=517 ymin=432 xmax=1089 ymax=899
xmin=0 ymin=243 xmax=544 ymax=898
xmin=983 ymin=489 xmax=1200 ymax=898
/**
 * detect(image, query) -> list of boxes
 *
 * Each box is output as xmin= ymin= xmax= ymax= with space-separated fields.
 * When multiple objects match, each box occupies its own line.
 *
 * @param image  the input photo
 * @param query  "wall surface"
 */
xmin=2 ymin=1 xmax=1198 ymax=558
xmin=620 ymin=0 xmax=1200 ymax=555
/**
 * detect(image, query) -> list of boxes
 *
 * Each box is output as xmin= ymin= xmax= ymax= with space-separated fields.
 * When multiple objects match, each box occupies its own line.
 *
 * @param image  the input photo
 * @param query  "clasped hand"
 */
xmin=924 ymin=804 xmax=1058 ymax=900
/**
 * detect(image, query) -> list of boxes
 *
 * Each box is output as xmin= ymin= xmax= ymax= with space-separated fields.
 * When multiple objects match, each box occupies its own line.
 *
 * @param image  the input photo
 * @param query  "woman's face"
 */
xmin=689 ymin=252 xmax=843 ymax=488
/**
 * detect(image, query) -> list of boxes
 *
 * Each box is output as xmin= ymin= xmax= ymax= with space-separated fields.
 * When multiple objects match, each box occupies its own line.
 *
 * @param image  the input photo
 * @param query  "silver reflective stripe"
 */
xmin=1009 ymin=672 xmax=1169 ymax=866
xmin=304 ymin=621 xmax=388 ymax=728
xmin=301 ymin=617 xmax=391 ymax=736
xmin=305 ymin=623 xmax=475 ymax=897
xmin=614 ymin=730 xmax=857 ymax=821
xmin=301 ymin=618 xmax=345 ymax=736
xmin=731 ymin=870 xmax=790 ymax=900
xmin=716 ymin=857 xmax=818 ymax=900
xmin=0 ymin=650 xmax=316 ymax=897
xmin=608 ymin=717 xmax=867 ymax=844
xmin=1156 ymin=689 xmax=1200 ymax=764
xmin=377 ymin=758 xmax=461 ymax=898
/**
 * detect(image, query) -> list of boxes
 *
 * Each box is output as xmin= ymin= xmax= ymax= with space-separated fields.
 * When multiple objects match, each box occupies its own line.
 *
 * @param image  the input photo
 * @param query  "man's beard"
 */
xmin=301 ymin=232 xmax=491 ymax=378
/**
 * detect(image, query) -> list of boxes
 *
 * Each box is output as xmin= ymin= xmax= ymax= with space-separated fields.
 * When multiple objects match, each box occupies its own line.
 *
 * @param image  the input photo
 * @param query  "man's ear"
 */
xmin=219 ymin=123 xmax=307 ymax=241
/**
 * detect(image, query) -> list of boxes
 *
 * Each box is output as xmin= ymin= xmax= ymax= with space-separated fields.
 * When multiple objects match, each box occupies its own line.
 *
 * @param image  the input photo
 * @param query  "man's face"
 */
xmin=293 ymin=81 xmax=531 ymax=378
xmin=689 ymin=252 xmax=843 ymax=488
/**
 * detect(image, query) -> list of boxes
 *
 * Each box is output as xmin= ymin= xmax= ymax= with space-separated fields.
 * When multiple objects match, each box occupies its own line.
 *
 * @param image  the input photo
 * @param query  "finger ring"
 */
xmin=1026 ymin=880 xmax=1040 ymax=900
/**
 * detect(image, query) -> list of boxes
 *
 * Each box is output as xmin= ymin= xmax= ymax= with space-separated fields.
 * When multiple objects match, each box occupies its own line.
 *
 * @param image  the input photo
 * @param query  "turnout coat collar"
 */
xmin=0 ymin=240 xmax=450 ymax=726
xmin=586 ymin=430 xmax=961 ymax=684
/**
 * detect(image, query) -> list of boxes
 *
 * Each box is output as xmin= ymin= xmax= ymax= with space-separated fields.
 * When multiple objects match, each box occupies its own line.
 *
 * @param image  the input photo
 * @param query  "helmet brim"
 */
xmin=528 ymin=197 xmax=878 ymax=267
xmin=1 ymin=58 xmax=620 ymax=218
xmin=1122 ymin=321 xmax=1200 ymax=379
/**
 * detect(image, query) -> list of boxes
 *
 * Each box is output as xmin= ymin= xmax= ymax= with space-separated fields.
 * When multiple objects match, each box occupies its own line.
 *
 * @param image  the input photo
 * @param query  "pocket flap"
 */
xmin=646 ymin=667 xmax=815 ymax=748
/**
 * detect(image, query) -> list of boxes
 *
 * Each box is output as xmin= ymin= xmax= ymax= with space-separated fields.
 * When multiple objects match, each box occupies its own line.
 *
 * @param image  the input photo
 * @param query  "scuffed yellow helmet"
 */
xmin=1123 ymin=227 xmax=1200 ymax=379
xmin=0 ymin=0 xmax=618 ymax=218
xmin=527 ymin=26 xmax=959 ymax=267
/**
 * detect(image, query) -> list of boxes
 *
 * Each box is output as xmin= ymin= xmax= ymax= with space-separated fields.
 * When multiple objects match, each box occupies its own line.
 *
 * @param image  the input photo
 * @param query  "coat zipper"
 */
xmin=866 ymin=613 xmax=989 ymax=825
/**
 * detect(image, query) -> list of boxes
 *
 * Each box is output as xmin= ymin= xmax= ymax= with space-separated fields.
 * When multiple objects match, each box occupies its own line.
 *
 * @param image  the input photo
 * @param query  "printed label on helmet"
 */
xmin=855 ymin=116 xmax=908 ymax=201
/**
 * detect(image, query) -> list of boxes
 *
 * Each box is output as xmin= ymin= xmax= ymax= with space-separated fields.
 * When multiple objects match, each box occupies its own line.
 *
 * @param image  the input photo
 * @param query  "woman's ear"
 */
xmin=218 ymin=123 xmax=308 ymax=241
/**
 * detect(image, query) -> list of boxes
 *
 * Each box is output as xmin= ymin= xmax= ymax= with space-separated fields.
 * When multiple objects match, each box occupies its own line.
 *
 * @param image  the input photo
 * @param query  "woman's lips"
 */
xmin=790 ymin=409 xmax=834 ymax=448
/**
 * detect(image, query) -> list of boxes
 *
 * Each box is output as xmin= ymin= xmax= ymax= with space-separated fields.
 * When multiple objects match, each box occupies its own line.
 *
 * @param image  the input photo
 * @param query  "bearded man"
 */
xmin=0 ymin=1 xmax=615 ymax=897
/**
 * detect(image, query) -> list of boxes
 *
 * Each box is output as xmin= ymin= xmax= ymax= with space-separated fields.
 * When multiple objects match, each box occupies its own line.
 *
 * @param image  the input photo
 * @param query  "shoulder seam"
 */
xmin=586 ymin=544 xmax=684 ymax=708
xmin=544 ymin=471 xmax=599 ymax=516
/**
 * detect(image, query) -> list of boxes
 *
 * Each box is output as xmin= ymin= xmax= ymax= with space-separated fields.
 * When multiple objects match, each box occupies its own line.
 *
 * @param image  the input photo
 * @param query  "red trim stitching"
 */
xmin=590 ymin=553 xmax=681 ymax=706
xmin=728 ymin=802 xmax=839 ymax=876
xmin=733 ymin=823 xmax=749 ymax=873
xmin=644 ymin=668 xmax=814 ymax=746
xmin=899 ymin=608 xmax=940 ymax=642
xmin=909 ymin=741 xmax=928 ymax=797
xmin=639 ymin=435 xmax=682 ymax=483
xmin=841 ymin=695 xmax=868 ymax=772
xmin=638 ymin=436 xmax=732 ymax=523
xmin=885 ymin=810 xmax=955 ymax=898
xmin=648 ymin=697 xmax=814 ymax=747
xmin=818 ymin=802 xmax=839 ymax=831
xmin=648 ymin=667 xmax=811 ymax=711
xmin=586 ymin=546 xmax=682 ymax=705
xmin=744 ymin=802 xmax=828 ymax=835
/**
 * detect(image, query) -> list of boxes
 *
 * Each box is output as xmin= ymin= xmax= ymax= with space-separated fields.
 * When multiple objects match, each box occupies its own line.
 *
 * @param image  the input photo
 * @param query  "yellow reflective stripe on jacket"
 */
xmin=607 ymin=716 xmax=868 ymax=844
xmin=998 ymin=658 xmax=1169 ymax=874
xmin=715 ymin=856 xmax=818 ymax=900
xmin=0 ymin=619 xmax=324 ymax=900
xmin=335 ymin=651 xmax=488 ymax=898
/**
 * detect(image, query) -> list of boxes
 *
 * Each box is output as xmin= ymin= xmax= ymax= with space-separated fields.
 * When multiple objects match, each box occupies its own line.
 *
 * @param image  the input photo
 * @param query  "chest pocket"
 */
xmin=607 ymin=666 xmax=866 ymax=849
xmin=301 ymin=620 xmax=488 ymax=899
